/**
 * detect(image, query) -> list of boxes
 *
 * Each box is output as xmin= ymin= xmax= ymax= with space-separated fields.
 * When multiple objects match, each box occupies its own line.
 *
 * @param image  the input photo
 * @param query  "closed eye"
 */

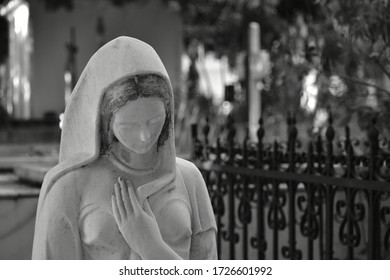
xmin=118 ymin=123 xmax=137 ymax=128
xmin=148 ymin=114 xmax=165 ymax=124
xmin=116 ymin=114 xmax=164 ymax=127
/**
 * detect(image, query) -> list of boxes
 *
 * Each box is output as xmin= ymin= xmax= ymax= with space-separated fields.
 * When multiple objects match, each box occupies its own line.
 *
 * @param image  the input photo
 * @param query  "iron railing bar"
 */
xmin=194 ymin=162 xmax=390 ymax=192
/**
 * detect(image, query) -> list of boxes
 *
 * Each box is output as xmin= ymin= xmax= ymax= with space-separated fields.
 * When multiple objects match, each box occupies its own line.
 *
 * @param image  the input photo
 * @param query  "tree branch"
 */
xmin=355 ymin=44 xmax=390 ymax=81
xmin=332 ymin=72 xmax=390 ymax=96
xmin=372 ymin=58 xmax=390 ymax=81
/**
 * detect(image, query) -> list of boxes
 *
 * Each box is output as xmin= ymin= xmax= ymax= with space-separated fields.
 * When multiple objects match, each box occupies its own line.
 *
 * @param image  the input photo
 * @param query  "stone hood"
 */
xmin=37 ymin=36 xmax=176 ymax=215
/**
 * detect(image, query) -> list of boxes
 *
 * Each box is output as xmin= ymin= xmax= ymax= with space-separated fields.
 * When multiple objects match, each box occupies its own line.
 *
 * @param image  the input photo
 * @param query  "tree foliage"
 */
xmin=182 ymin=0 xmax=390 ymax=134
xmin=316 ymin=0 xmax=390 ymax=133
xmin=10 ymin=0 xmax=390 ymax=133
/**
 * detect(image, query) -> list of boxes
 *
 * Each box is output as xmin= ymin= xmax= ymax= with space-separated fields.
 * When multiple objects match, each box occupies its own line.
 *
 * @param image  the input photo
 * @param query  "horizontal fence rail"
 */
xmin=191 ymin=113 xmax=390 ymax=260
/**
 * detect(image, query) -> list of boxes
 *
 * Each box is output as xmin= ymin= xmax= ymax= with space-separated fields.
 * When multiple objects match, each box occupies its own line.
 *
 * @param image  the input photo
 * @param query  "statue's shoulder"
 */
xmin=176 ymin=157 xmax=200 ymax=173
xmin=44 ymin=158 xmax=109 ymax=197
xmin=38 ymin=167 xmax=83 ymax=214
xmin=49 ymin=165 xmax=87 ymax=188
xmin=176 ymin=157 xmax=204 ymax=186
xmin=57 ymin=156 xmax=111 ymax=181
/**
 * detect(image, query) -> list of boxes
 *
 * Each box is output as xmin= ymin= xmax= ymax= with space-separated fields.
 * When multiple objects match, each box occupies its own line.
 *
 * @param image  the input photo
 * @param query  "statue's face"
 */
xmin=112 ymin=98 xmax=166 ymax=154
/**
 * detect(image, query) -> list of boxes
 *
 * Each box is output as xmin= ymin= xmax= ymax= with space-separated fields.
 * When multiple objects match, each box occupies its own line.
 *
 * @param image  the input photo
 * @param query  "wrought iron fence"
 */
xmin=190 ymin=113 xmax=390 ymax=260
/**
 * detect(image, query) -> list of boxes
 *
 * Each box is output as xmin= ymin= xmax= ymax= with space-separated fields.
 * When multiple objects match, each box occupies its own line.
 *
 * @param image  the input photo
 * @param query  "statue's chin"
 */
xmin=122 ymin=142 xmax=154 ymax=155
xmin=129 ymin=147 xmax=151 ymax=155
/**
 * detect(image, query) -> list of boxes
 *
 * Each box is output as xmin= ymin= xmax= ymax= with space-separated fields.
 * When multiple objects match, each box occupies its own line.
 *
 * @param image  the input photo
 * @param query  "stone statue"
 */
xmin=32 ymin=37 xmax=217 ymax=260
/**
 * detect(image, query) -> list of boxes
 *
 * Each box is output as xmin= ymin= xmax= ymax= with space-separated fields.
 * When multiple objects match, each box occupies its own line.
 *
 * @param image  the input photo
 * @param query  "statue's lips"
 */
xmin=136 ymin=140 xmax=152 ymax=147
xmin=130 ymin=140 xmax=155 ymax=153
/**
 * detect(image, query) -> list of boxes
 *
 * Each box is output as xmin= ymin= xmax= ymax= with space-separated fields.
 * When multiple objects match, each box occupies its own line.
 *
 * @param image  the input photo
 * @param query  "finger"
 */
xmin=126 ymin=179 xmax=141 ymax=212
xmin=119 ymin=178 xmax=133 ymax=214
xmin=144 ymin=200 xmax=155 ymax=218
xmin=114 ymin=182 xmax=126 ymax=218
xmin=111 ymin=195 xmax=121 ymax=223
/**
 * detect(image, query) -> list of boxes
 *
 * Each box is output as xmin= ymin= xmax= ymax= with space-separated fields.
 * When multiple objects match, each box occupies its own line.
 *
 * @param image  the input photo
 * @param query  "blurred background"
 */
xmin=1 ymin=0 xmax=390 ymax=259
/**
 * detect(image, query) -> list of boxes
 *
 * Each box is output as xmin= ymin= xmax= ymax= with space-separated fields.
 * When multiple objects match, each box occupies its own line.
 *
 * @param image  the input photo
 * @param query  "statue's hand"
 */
xmin=111 ymin=177 xmax=162 ymax=257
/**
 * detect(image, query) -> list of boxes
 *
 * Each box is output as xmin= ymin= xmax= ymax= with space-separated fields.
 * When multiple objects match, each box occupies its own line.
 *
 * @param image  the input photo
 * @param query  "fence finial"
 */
xmin=191 ymin=123 xmax=198 ymax=160
xmin=345 ymin=125 xmax=350 ymax=151
xmin=307 ymin=141 xmax=314 ymax=174
xmin=243 ymin=126 xmax=249 ymax=165
xmin=257 ymin=117 xmax=264 ymax=143
xmin=326 ymin=108 xmax=335 ymax=142
xmin=203 ymin=117 xmax=210 ymax=145
xmin=368 ymin=115 xmax=379 ymax=159
xmin=327 ymin=106 xmax=333 ymax=125
xmin=288 ymin=112 xmax=298 ymax=141
xmin=345 ymin=125 xmax=350 ymax=140
xmin=227 ymin=115 xmax=236 ymax=144
xmin=191 ymin=123 xmax=198 ymax=138
xmin=287 ymin=112 xmax=292 ymax=126
xmin=245 ymin=125 xmax=249 ymax=139
xmin=368 ymin=115 xmax=379 ymax=143
xmin=215 ymin=136 xmax=221 ymax=163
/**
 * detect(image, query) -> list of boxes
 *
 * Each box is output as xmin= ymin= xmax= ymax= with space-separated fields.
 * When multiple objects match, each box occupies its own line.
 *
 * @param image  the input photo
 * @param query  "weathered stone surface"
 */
xmin=32 ymin=37 xmax=217 ymax=260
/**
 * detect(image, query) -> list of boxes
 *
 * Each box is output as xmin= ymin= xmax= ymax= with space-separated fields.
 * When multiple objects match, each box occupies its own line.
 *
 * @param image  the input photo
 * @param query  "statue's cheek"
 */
xmin=155 ymin=199 xmax=192 ymax=246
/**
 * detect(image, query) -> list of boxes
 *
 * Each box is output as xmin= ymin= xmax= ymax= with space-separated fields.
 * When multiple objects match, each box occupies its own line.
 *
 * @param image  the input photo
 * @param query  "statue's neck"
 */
xmin=110 ymin=141 xmax=158 ymax=171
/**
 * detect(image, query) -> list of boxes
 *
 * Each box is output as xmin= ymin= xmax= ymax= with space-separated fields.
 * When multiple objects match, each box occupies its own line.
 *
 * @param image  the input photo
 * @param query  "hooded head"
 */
xmin=41 ymin=36 xmax=175 ymax=197
xmin=99 ymin=74 xmax=171 ymax=156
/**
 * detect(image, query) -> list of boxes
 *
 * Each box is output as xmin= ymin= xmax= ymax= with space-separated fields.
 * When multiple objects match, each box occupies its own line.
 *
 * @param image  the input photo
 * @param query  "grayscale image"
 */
xmin=1 ymin=0 xmax=390 ymax=261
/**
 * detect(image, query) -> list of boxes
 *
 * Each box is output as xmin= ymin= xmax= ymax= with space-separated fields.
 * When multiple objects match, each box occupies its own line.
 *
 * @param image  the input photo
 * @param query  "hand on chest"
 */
xmin=80 ymin=177 xmax=192 ymax=251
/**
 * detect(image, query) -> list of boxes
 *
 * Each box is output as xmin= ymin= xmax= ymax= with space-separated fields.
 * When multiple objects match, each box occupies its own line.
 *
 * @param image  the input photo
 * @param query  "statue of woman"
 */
xmin=32 ymin=37 xmax=217 ymax=260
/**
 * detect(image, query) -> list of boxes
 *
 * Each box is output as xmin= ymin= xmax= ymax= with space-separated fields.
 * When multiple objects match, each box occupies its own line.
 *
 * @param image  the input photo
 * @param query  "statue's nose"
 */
xmin=139 ymin=126 xmax=151 ymax=142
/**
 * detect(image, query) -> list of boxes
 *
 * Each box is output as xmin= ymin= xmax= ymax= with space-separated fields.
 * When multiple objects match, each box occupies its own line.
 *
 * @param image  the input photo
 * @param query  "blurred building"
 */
xmin=0 ymin=0 xmax=183 ymax=259
xmin=0 ymin=0 xmax=182 ymax=120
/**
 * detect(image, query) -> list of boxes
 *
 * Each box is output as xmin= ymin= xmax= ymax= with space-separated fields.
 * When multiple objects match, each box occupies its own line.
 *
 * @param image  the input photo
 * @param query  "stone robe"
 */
xmin=32 ymin=37 xmax=217 ymax=259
